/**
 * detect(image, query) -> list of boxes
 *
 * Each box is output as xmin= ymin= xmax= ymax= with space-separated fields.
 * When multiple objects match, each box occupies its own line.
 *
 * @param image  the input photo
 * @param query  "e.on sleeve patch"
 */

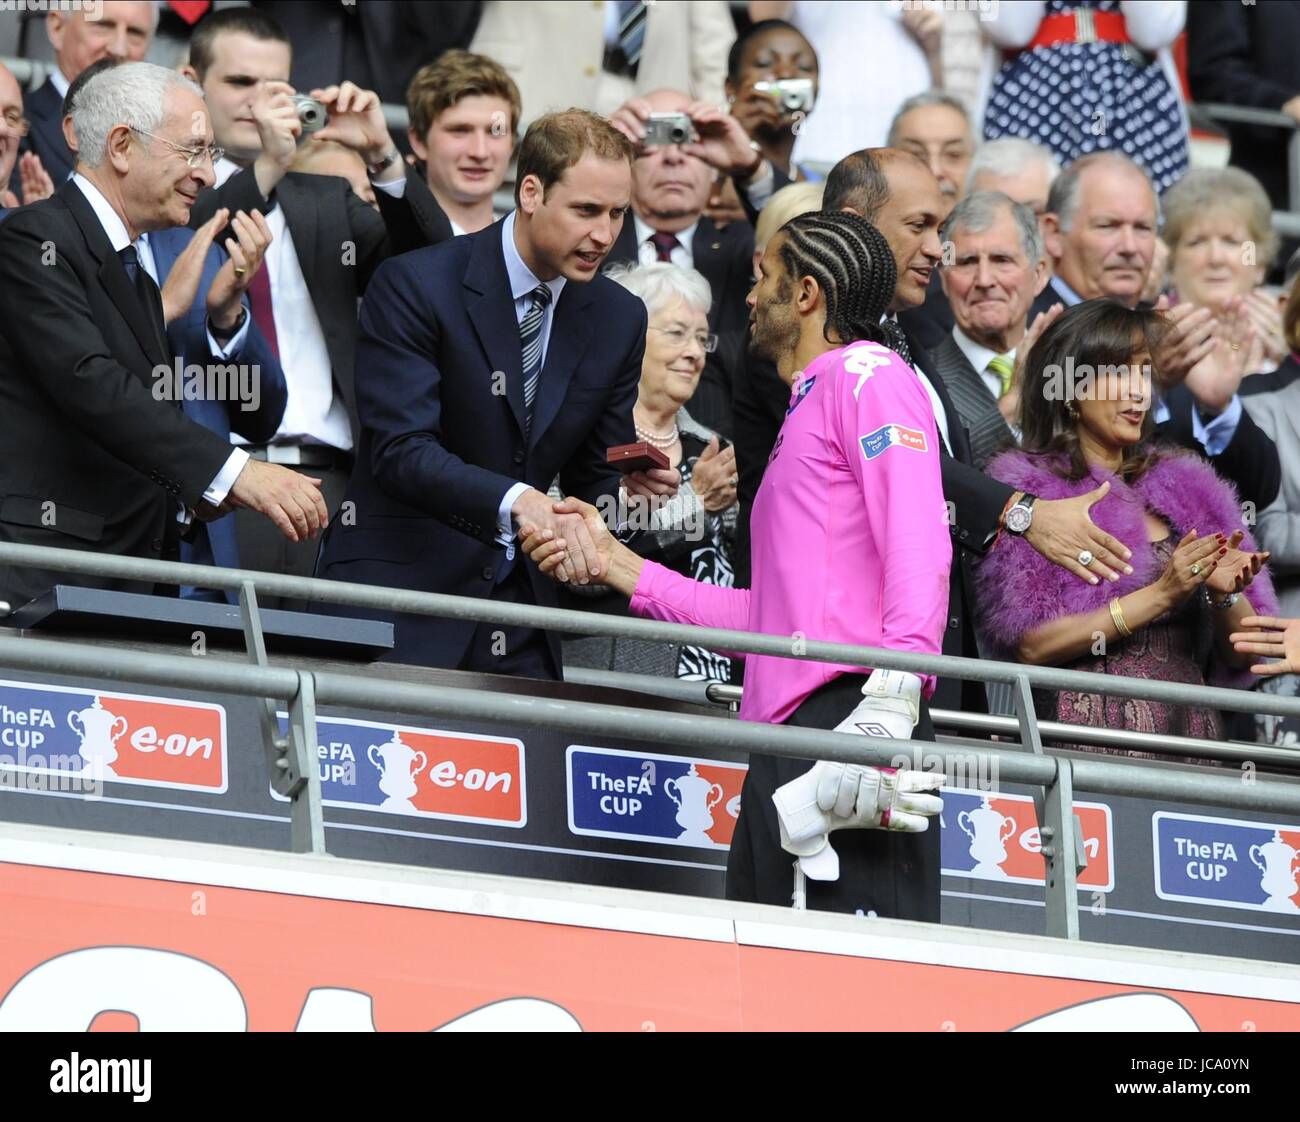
xmin=859 ymin=423 xmax=928 ymax=461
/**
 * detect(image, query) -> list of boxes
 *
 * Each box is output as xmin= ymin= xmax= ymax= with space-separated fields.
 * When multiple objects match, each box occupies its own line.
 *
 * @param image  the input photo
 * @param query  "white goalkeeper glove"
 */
xmin=772 ymin=669 xmax=945 ymax=881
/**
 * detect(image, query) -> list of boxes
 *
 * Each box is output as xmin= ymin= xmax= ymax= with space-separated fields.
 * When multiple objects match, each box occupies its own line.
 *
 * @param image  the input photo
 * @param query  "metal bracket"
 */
xmin=1012 ymin=673 xmax=1083 ymax=939
xmin=1040 ymin=756 xmax=1081 ymax=940
xmin=238 ymin=580 xmax=326 ymax=854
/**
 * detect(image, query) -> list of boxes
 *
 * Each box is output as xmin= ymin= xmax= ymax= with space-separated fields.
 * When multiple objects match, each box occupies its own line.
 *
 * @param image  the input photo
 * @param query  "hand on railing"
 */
xmin=1231 ymin=616 xmax=1300 ymax=677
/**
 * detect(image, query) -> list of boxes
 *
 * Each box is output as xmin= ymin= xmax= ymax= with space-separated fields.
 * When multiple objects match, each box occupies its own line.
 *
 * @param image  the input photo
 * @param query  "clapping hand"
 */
xmin=688 ymin=436 xmax=737 ymax=513
xmin=1002 ymin=302 xmax=1064 ymax=423
xmin=207 ymin=209 xmax=274 ymax=330
xmin=1205 ymin=529 xmax=1269 ymax=598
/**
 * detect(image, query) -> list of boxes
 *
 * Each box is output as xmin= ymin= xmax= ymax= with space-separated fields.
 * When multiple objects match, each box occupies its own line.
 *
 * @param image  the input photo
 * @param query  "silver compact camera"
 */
xmin=753 ymin=78 xmax=814 ymax=115
xmin=292 ymin=94 xmax=329 ymax=138
xmin=642 ymin=112 xmax=694 ymax=146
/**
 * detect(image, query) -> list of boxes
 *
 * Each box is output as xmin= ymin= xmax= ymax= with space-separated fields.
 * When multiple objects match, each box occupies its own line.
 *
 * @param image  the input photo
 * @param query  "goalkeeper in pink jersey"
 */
xmin=520 ymin=212 xmax=952 ymax=919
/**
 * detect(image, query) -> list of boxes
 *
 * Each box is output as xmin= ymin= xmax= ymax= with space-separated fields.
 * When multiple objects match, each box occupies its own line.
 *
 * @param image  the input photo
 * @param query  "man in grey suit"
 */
xmin=933 ymin=191 xmax=1049 ymax=469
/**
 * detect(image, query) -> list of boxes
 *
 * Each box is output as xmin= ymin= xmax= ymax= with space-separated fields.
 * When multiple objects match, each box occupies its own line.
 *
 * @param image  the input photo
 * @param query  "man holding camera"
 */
xmin=181 ymin=8 xmax=449 ymax=604
xmin=606 ymin=89 xmax=755 ymax=439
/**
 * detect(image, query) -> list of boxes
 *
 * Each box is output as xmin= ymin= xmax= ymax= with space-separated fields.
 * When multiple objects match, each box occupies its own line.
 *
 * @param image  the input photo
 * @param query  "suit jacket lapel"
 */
xmin=277 ymin=176 xmax=319 ymax=288
xmin=529 ymin=280 xmax=594 ymax=451
xmin=903 ymin=322 xmax=973 ymax=464
xmin=464 ymin=226 xmax=527 ymax=438
xmin=610 ymin=214 xmax=639 ymax=266
xmin=60 ymin=182 xmax=170 ymax=368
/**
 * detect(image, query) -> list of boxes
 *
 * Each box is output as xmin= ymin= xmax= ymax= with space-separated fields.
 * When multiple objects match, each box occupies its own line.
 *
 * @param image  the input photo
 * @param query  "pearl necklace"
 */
xmin=634 ymin=420 xmax=680 ymax=449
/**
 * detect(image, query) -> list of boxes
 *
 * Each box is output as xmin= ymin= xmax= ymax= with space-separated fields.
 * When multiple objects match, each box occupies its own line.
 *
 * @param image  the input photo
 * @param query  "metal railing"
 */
xmin=0 ymin=542 xmax=1298 ymax=943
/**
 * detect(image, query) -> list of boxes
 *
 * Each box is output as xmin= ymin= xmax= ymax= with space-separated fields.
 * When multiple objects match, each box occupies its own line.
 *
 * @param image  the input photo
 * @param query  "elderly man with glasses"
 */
xmin=0 ymin=61 xmax=326 ymax=611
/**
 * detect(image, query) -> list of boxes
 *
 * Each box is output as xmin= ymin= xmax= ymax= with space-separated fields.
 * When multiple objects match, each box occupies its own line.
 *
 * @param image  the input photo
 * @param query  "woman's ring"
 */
xmin=1190 ymin=562 xmax=1202 ymax=577
xmin=729 ymin=474 xmax=738 ymax=486
xmin=233 ymin=266 xmax=247 ymax=278
xmin=1077 ymin=550 xmax=1093 ymax=567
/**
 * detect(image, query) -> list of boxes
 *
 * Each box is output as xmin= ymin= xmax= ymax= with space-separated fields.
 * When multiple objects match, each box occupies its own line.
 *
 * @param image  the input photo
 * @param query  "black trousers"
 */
xmin=725 ymin=673 xmax=941 ymax=921
xmin=234 ymin=462 xmax=351 ymax=611
xmin=459 ymin=559 xmax=558 ymax=680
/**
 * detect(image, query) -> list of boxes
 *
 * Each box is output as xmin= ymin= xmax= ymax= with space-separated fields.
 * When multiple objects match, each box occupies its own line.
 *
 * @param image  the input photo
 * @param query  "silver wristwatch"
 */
xmin=1004 ymin=493 xmax=1037 ymax=536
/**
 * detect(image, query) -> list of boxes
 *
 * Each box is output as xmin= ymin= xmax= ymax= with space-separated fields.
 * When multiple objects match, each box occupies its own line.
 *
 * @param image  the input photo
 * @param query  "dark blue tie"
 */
xmin=519 ymin=283 xmax=552 ymax=431
xmin=120 ymin=243 xmax=166 ymax=352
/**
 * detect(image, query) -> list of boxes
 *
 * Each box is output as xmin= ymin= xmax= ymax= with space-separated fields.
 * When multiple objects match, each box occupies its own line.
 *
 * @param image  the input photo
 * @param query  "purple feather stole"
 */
xmin=976 ymin=448 xmax=1277 ymax=691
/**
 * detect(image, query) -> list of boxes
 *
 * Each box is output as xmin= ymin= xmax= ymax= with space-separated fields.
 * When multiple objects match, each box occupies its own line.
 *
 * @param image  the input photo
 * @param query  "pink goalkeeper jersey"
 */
xmin=629 ymin=340 xmax=952 ymax=726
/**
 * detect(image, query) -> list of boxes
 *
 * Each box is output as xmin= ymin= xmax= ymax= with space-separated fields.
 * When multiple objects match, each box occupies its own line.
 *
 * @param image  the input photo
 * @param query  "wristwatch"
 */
xmin=366 ymin=148 xmax=401 ymax=177
xmin=1004 ymin=493 xmax=1037 ymax=536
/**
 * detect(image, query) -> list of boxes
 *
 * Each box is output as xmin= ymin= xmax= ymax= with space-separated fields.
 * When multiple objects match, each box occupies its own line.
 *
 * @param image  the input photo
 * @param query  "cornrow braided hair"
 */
xmin=777 ymin=211 xmax=898 ymax=350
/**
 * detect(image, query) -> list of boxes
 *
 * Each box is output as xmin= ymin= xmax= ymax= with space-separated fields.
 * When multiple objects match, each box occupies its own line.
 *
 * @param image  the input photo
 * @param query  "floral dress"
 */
xmin=1040 ymin=536 xmax=1222 ymax=762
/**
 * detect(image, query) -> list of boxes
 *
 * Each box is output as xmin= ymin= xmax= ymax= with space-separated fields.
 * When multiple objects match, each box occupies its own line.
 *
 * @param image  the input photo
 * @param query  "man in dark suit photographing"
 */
xmin=0 ymin=62 xmax=327 ymax=610
xmin=318 ymin=109 xmax=676 ymax=677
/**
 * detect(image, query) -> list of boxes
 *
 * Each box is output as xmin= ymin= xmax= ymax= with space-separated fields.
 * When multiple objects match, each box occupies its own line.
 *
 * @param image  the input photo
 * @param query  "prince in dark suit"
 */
xmin=317 ymin=111 xmax=664 ymax=676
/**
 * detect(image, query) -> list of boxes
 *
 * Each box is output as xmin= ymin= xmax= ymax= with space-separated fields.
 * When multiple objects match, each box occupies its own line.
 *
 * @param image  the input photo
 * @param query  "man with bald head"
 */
xmin=741 ymin=146 xmax=1132 ymax=712
xmin=22 ymin=0 xmax=156 ymax=189
xmin=607 ymin=88 xmax=755 ymax=437
xmin=1032 ymin=151 xmax=1158 ymax=318
xmin=1031 ymin=150 xmax=1281 ymax=511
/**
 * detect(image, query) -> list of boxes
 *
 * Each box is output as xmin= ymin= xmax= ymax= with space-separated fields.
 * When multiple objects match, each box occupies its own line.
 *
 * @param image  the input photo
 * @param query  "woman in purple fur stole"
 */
xmin=978 ymin=301 xmax=1277 ymax=759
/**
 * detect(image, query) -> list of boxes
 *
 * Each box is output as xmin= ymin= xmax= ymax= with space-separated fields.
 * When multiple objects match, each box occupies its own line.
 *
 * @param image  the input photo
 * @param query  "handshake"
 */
xmin=512 ymin=469 xmax=680 ymax=589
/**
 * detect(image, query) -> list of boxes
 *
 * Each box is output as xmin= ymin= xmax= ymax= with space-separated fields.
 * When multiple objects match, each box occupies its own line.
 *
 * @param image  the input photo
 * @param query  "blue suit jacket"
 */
xmin=316 ymin=221 xmax=648 ymax=668
xmin=149 ymin=227 xmax=288 ymax=600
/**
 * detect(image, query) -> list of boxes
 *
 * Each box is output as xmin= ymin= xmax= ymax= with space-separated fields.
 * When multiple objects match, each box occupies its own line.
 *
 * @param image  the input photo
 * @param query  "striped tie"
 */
xmin=987 ymin=353 xmax=1015 ymax=398
xmin=520 ymin=283 xmax=553 ymax=427
xmin=618 ymin=0 xmax=648 ymax=70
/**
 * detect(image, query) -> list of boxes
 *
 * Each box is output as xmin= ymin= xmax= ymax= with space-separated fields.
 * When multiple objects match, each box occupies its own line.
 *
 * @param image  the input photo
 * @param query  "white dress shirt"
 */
xmin=48 ymin=68 xmax=69 ymax=99
xmin=213 ymin=158 xmax=408 ymax=452
xmin=886 ymin=314 xmax=951 ymax=454
xmin=71 ymin=174 xmax=248 ymax=510
xmin=950 ymin=325 xmax=1017 ymax=402
xmin=495 ymin=211 xmax=568 ymax=549
xmin=634 ymin=214 xmax=697 ymax=269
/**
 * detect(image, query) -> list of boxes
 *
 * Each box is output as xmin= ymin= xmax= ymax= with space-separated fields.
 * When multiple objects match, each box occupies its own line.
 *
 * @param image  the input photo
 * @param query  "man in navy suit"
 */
xmin=317 ymin=110 xmax=677 ymax=676
xmin=151 ymin=211 xmax=289 ymax=600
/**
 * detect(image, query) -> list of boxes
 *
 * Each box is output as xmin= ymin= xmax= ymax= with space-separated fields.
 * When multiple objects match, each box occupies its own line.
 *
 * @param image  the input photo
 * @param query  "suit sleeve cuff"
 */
xmin=497 ymin=481 xmax=531 ymax=548
xmin=740 ymin=162 xmax=775 ymax=211
xmin=372 ymin=173 xmax=407 ymax=198
xmin=1191 ymin=394 xmax=1242 ymax=457
xmin=206 ymin=307 xmax=251 ymax=359
xmin=204 ymin=448 xmax=250 ymax=508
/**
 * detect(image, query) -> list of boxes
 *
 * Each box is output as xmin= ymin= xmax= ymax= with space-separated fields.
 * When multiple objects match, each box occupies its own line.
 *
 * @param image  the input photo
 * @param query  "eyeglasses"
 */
xmin=1 ymin=108 xmax=29 ymax=136
xmin=129 ymin=126 xmax=224 ymax=169
xmin=649 ymin=325 xmax=718 ymax=353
